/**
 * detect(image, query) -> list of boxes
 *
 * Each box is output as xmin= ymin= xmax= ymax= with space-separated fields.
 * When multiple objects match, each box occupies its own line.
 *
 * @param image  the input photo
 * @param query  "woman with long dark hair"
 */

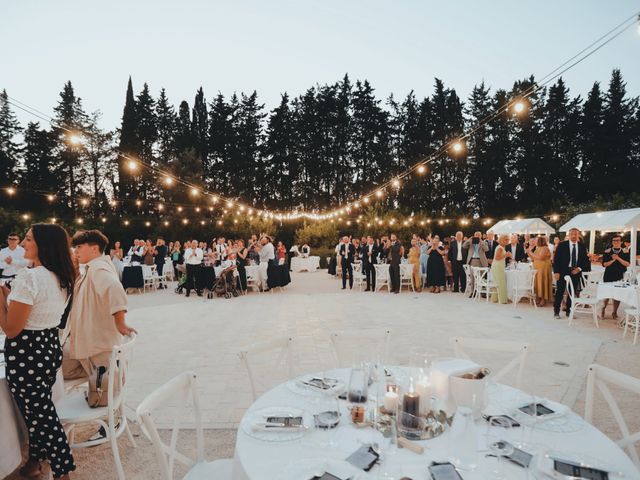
xmin=0 ymin=223 xmax=76 ymax=479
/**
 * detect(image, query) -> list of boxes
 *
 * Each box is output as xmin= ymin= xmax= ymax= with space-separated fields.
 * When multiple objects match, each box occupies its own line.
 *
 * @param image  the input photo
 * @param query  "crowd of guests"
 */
xmin=111 ymin=233 xmax=288 ymax=296
xmin=332 ymin=229 xmax=635 ymax=318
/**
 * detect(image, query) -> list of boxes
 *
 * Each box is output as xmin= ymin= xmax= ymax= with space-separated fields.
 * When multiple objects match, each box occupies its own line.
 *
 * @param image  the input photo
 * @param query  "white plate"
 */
xmin=276 ymin=458 xmax=369 ymax=480
xmin=287 ymin=375 xmax=346 ymax=397
xmin=536 ymin=450 xmax=625 ymax=479
xmin=240 ymin=406 xmax=312 ymax=442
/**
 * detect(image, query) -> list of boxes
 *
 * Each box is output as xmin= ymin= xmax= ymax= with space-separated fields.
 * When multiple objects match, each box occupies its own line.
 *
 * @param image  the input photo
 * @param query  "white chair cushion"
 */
xmin=183 ymin=459 xmax=233 ymax=480
xmin=57 ymin=391 xmax=109 ymax=424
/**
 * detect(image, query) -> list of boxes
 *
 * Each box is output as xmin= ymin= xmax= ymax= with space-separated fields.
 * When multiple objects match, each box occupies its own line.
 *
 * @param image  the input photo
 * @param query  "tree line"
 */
xmin=1 ymin=70 xmax=639 ymax=220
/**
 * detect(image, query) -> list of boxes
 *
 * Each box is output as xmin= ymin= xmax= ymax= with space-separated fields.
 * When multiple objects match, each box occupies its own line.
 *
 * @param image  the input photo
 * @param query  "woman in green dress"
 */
xmin=491 ymin=234 xmax=509 ymax=304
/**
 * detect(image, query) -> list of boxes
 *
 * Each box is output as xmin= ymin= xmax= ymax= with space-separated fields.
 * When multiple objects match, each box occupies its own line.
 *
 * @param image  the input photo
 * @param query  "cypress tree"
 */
xmin=116 ymin=77 xmax=140 ymax=210
xmin=0 ymin=90 xmax=22 ymax=188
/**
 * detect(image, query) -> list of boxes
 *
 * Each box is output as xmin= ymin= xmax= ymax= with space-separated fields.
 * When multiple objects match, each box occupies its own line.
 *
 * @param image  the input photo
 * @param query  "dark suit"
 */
xmin=339 ymin=243 xmax=356 ymax=289
xmin=447 ymin=240 xmax=467 ymax=293
xmin=505 ymin=243 xmax=526 ymax=264
xmin=388 ymin=242 xmax=402 ymax=293
xmin=553 ymin=240 xmax=590 ymax=316
xmin=486 ymin=239 xmax=498 ymax=263
xmin=361 ymin=243 xmax=378 ymax=291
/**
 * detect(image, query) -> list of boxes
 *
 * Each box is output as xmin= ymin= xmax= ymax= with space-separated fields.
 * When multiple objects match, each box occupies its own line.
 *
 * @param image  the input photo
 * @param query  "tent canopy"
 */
xmin=560 ymin=207 xmax=640 ymax=233
xmin=487 ymin=218 xmax=555 ymax=235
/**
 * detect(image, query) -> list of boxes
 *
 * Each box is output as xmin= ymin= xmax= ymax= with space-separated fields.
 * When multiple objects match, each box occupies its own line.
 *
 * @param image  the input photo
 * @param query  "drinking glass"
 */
xmin=348 ymin=365 xmax=369 ymax=405
xmin=486 ymin=416 xmax=515 ymax=479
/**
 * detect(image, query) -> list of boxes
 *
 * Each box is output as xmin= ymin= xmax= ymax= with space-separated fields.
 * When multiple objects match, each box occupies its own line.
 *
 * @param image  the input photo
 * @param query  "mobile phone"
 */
xmin=505 ymin=446 xmax=533 ymax=468
xmin=264 ymin=416 xmax=302 ymax=427
xmin=346 ymin=445 xmax=379 ymax=471
xmin=428 ymin=462 xmax=464 ymax=480
xmin=518 ymin=402 xmax=555 ymax=416
xmin=553 ymin=459 xmax=609 ymax=480
xmin=483 ymin=414 xmax=520 ymax=427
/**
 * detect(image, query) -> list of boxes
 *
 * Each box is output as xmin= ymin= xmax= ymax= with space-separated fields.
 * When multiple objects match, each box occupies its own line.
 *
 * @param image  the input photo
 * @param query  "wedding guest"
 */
xmin=485 ymin=231 xmax=497 ymax=265
xmin=110 ymin=240 xmax=124 ymax=280
xmin=426 ymin=235 xmax=446 ymax=293
xmin=259 ymin=235 xmax=275 ymax=291
xmin=491 ymin=235 xmax=509 ymax=304
xmin=447 ymin=231 xmax=466 ymax=293
xmin=388 ymin=234 xmax=403 ymax=294
xmin=184 ymin=240 xmax=204 ymax=297
xmin=553 ymin=228 xmax=591 ymax=319
xmin=143 ymin=239 xmax=154 ymax=265
xmin=0 ymin=232 xmax=29 ymax=280
xmin=0 ymin=224 xmax=76 ymax=480
xmin=419 ymin=236 xmax=429 ymax=279
xmin=126 ymin=239 xmax=140 ymax=260
xmin=235 ymin=240 xmax=248 ymax=291
xmin=408 ymin=238 xmax=422 ymax=291
xmin=362 ymin=236 xmax=378 ymax=292
xmin=301 ymin=243 xmax=311 ymax=257
xmin=171 ymin=241 xmax=184 ymax=279
xmin=443 ymin=238 xmax=453 ymax=290
xmin=277 ymin=241 xmax=287 ymax=265
xmin=601 ymin=235 xmax=631 ymax=319
xmin=527 ymin=236 xmax=553 ymax=306
xmin=154 ymin=238 xmax=168 ymax=288
xmin=339 ymin=235 xmax=356 ymax=290
xmin=215 ymin=237 xmax=227 ymax=266
xmin=505 ymin=234 xmax=526 ymax=265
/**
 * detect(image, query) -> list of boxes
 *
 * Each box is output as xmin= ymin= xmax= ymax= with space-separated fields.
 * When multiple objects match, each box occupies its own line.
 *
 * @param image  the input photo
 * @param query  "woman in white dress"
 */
xmin=110 ymin=240 xmax=124 ymax=280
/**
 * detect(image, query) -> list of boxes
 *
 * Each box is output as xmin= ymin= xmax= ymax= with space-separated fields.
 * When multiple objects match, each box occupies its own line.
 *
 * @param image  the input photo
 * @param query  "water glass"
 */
xmin=348 ymin=365 xmax=369 ymax=405
xmin=486 ymin=416 xmax=515 ymax=479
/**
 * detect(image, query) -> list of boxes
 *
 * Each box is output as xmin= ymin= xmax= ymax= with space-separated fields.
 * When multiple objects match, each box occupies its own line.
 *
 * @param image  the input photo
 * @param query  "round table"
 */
xmin=505 ymin=269 xmax=535 ymax=302
xmin=232 ymin=367 xmax=639 ymax=480
xmin=291 ymin=256 xmax=321 ymax=272
xmin=121 ymin=265 xmax=144 ymax=290
xmin=597 ymin=282 xmax=638 ymax=308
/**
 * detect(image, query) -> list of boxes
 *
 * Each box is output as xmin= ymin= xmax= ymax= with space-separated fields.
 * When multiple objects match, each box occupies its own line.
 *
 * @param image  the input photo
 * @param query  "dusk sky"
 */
xmin=4 ymin=0 xmax=640 ymax=130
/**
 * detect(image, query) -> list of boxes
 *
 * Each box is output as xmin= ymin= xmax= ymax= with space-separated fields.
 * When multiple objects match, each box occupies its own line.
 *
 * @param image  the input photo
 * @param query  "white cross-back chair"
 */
xmin=400 ymin=265 xmax=415 ymax=292
xmin=163 ymin=258 xmax=174 ymax=282
xmin=142 ymin=265 xmax=159 ymax=292
xmin=581 ymin=269 xmax=604 ymax=298
xmin=58 ymin=334 xmax=137 ymax=480
xmin=565 ymin=274 xmax=600 ymax=328
xmin=450 ymin=336 xmax=530 ymax=389
xmin=238 ymin=337 xmax=294 ymax=401
xmin=474 ymin=267 xmax=497 ymax=303
xmin=374 ymin=264 xmax=390 ymax=292
xmin=352 ymin=262 xmax=366 ymax=291
xmin=245 ymin=269 xmax=261 ymax=294
xmin=622 ymin=287 xmax=640 ymax=345
xmin=585 ymin=364 xmax=640 ymax=468
xmin=136 ymin=372 xmax=232 ymax=480
xmin=330 ymin=330 xmax=391 ymax=367
xmin=512 ymin=269 xmax=537 ymax=308
xmin=462 ymin=264 xmax=473 ymax=297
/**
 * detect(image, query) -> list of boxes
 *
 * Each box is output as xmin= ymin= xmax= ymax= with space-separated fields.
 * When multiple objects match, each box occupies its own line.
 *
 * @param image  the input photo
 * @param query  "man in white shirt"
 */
xmin=183 ymin=240 xmax=204 ymax=297
xmin=259 ymin=236 xmax=275 ymax=290
xmin=447 ymin=231 xmax=466 ymax=293
xmin=0 ymin=233 xmax=29 ymax=279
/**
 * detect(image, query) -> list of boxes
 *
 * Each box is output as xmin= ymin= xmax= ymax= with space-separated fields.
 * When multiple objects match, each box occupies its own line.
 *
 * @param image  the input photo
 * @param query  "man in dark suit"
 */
xmin=485 ymin=231 xmax=498 ymax=265
xmin=339 ymin=235 xmax=356 ymax=290
xmin=361 ymin=236 xmax=378 ymax=292
xmin=447 ymin=231 xmax=466 ymax=293
xmin=388 ymin=234 xmax=403 ymax=294
xmin=505 ymin=234 xmax=526 ymax=264
xmin=553 ymin=228 xmax=591 ymax=319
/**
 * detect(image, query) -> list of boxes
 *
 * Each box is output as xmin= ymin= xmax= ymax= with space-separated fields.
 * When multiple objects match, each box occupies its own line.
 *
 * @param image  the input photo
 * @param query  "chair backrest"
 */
xmin=585 ymin=364 xmax=640 ymax=467
xmin=474 ymin=267 xmax=489 ymax=284
xmin=136 ymin=371 xmax=203 ymax=480
xmin=238 ymin=337 xmax=294 ymax=401
xmin=374 ymin=264 xmax=389 ymax=279
xmin=564 ymin=275 xmax=577 ymax=302
xmin=450 ymin=336 xmax=530 ymax=388
xmin=108 ymin=333 xmax=137 ymax=411
xmin=330 ymin=330 xmax=391 ymax=367
xmin=142 ymin=265 xmax=154 ymax=278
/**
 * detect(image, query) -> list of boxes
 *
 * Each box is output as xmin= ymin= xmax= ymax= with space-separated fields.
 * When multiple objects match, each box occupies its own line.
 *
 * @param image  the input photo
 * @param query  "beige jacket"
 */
xmin=66 ymin=255 xmax=127 ymax=359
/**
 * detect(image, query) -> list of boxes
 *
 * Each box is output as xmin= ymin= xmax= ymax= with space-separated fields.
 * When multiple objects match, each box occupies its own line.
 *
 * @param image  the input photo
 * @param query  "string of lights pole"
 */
xmin=4 ymin=10 xmax=640 ymax=225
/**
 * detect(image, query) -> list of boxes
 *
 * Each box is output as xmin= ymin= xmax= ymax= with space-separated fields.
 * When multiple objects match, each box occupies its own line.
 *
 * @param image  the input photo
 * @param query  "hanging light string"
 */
xmin=5 ymin=9 xmax=639 ymax=220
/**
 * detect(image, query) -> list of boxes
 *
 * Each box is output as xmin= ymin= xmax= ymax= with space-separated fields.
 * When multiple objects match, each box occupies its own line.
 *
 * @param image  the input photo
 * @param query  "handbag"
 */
xmin=86 ymin=360 xmax=119 ymax=408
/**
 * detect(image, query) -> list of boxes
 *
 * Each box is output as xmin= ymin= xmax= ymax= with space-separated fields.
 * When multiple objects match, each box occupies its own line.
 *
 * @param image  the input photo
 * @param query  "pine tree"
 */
xmin=116 ymin=77 xmax=140 ymax=210
xmin=191 ymin=87 xmax=209 ymax=177
xmin=580 ymin=82 xmax=606 ymax=199
xmin=487 ymin=89 xmax=514 ymax=216
xmin=21 ymin=122 xmax=57 ymax=212
xmin=155 ymin=88 xmax=177 ymax=169
xmin=0 ymin=90 xmax=22 ymax=187
xmin=465 ymin=82 xmax=493 ymax=216
xmin=83 ymin=111 xmax=115 ymax=216
xmin=135 ymin=83 xmax=158 ymax=205
xmin=234 ymin=91 xmax=265 ymax=202
xmin=208 ymin=93 xmax=235 ymax=192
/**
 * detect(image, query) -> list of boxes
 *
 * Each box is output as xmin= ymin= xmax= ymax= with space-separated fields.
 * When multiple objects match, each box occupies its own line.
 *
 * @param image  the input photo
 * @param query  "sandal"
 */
xmin=19 ymin=460 xmax=42 ymax=478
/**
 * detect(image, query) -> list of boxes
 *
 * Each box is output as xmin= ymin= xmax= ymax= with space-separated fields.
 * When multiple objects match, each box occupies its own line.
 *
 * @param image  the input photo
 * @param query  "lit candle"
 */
xmin=383 ymin=391 xmax=399 ymax=412
xmin=416 ymin=378 xmax=431 ymax=415
xmin=402 ymin=392 xmax=420 ymax=428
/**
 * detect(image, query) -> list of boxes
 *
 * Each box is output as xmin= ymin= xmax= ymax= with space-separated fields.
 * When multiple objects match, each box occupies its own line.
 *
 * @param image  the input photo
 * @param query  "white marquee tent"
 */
xmin=560 ymin=207 xmax=640 ymax=270
xmin=487 ymin=218 xmax=556 ymax=236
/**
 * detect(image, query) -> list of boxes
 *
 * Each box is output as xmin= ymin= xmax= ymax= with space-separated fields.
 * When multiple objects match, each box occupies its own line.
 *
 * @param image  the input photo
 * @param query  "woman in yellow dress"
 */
xmin=491 ymin=235 xmax=509 ymax=304
xmin=527 ymin=236 xmax=553 ymax=306
xmin=408 ymin=238 xmax=422 ymax=291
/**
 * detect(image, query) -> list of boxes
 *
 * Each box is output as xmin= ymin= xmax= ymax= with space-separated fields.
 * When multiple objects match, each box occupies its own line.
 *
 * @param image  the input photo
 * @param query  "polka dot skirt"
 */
xmin=4 ymin=328 xmax=76 ymax=478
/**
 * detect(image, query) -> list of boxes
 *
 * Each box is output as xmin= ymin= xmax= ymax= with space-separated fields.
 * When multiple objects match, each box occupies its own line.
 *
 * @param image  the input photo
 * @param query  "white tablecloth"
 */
xmin=597 ymin=283 xmax=639 ymax=308
xmin=245 ymin=265 xmax=265 ymax=290
xmin=290 ymin=256 xmax=320 ymax=272
xmin=506 ymin=269 xmax=534 ymax=302
xmin=231 ymin=367 xmax=639 ymax=480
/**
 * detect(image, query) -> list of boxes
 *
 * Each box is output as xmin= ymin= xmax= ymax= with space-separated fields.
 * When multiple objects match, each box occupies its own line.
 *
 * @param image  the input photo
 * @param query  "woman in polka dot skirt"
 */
xmin=0 ymin=223 xmax=77 ymax=479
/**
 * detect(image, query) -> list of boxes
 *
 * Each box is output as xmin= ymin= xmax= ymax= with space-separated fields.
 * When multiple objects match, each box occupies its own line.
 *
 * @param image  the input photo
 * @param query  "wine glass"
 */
xmin=486 ymin=416 xmax=515 ymax=479
xmin=348 ymin=365 xmax=369 ymax=406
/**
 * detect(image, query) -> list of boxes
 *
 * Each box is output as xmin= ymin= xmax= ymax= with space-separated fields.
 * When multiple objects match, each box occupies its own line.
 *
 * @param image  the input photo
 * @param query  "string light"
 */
xmin=451 ymin=141 xmax=465 ymax=155
xmin=68 ymin=134 xmax=83 ymax=145
xmin=144 ymin=221 xmax=151 ymax=227
xmin=22 ymin=213 xmax=30 ymax=220
xmin=158 ymin=203 xmax=164 ymax=211
xmin=80 ymin=198 xmax=89 ymax=207
xmin=128 ymin=160 xmax=138 ymax=171
xmin=6 ymin=187 xmax=16 ymax=196
xmin=164 ymin=221 xmax=169 ymax=226
xmin=195 ymin=207 xmax=201 ymax=213
xmin=47 ymin=194 xmax=55 ymax=202
xmin=182 ymin=218 xmax=188 ymax=224
xmin=226 ymin=200 xmax=233 ymax=208
xmin=190 ymin=188 xmax=199 ymax=197
xmin=392 ymin=178 xmax=401 ymax=188
xmin=217 ymin=220 xmax=223 ymax=226
xmin=76 ymin=218 xmax=83 ymax=224
xmin=163 ymin=176 xmax=174 ymax=186
xmin=135 ymin=200 xmax=142 ymax=207
xmin=51 ymin=217 xmax=57 ymax=223
xmin=101 ymin=217 xmax=107 ymax=223
xmin=177 ymin=206 xmax=183 ymax=212
xmin=375 ymin=190 xmax=384 ymax=198
xmin=124 ymin=220 xmax=130 ymax=226
xmin=200 ymin=220 xmax=206 ymax=225
xmin=110 ymin=200 xmax=117 ymax=207
xmin=417 ymin=165 xmax=427 ymax=174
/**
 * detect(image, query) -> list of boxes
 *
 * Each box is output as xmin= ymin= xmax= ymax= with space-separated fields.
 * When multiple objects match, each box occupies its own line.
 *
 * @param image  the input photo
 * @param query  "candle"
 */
xmin=416 ymin=378 xmax=431 ymax=415
xmin=402 ymin=392 xmax=420 ymax=428
xmin=383 ymin=391 xmax=399 ymax=412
